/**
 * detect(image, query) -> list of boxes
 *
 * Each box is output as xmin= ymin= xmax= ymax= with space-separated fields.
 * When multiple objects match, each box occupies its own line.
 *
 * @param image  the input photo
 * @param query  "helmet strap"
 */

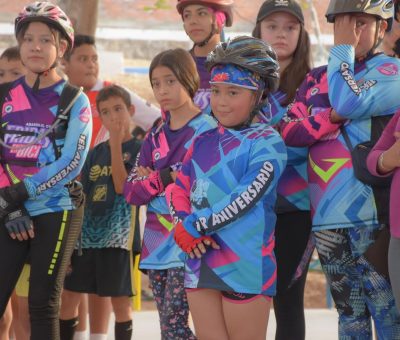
xmin=373 ymin=20 xmax=384 ymax=50
xmin=32 ymin=73 xmax=42 ymax=92
xmin=195 ymin=23 xmax=218 ymax=47
xmin=357 ymin=20 xmax=382 ymax=60
xmin=194 ymin=11 xmax=220 ymax=48
xmin=32 ymin=64 xmax=56 ymax=92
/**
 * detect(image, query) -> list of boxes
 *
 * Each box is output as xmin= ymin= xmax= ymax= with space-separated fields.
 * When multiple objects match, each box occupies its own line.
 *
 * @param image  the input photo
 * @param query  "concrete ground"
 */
xmin=105 ymin=309 xmax=339 ymax=340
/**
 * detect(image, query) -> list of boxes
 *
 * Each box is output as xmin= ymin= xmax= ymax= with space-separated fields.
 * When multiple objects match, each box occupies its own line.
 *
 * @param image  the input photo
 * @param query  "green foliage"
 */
xmin=144 ymin=0 xmax=171 ymax=11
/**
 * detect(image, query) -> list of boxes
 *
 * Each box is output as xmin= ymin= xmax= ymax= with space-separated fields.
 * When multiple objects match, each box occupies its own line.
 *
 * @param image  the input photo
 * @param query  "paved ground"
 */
xmin=104 ymin=309 xmax=339 ymax=340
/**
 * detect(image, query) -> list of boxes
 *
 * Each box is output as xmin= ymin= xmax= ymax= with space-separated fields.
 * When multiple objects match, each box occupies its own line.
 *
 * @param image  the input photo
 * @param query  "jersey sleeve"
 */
xmin=367 ymin=110 xmax=400 ymax=176
xmin=23 ymin=92 xmax=92 ymax=198
xmin=0 ymin=165 xmax=10 ymax=188
xmin=179 ymin=132 xmax=287 ymax=237
xmin=123 ymin=135 xmax=167 ymax=206
xmin=280 ymin=74 xmax=340 ymax=147
xmin=146 ymin=119 xmax=216 ymax=215
xmin=168 ymin=143 xmax=194 ymax=223
xmin=328 ymin=45 xmax=400 ymax=119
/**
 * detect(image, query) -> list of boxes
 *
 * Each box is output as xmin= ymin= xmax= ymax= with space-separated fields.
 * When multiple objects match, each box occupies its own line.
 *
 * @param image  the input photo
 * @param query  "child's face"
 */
xmin=151 ymin=65 xmax=191 ymax=112
xmin=98 ymin=96 xmax=133 ymax=133
xmin=210 ymin=83 xmax=256 ymax=128
xmin=0 ymin=58 xmax=25 ymax=84
xmin=260 ymin=12 xmax=301 ymax=62
xmin=335 ymin=13 xmax=386 ymax=58
xmin=182 ymin=4 xmax=214 ymax=44
xmin=63 ymin=44 xmax=99 ymax=91
xmin=19 ymin=22 xmax=66 ymax=75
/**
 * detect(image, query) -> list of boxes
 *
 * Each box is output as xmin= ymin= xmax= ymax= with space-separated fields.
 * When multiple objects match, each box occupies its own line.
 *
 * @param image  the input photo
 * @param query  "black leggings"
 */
xmin=0 ymin=207 xmax=82 ymax=340
xmin=273 ymin=211 xmax=312 ymax=340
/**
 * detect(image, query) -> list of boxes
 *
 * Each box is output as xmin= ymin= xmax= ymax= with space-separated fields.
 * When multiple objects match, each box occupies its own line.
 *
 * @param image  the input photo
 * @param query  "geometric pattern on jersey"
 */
xmin=0 ymin=77 xmax=91 ymax=216
xmin=139 ymin=213 xmax=185 ymax=269
xmin=82 ymin=195 xmax=132 ymax=249
xmin=282 ymin=46 xmax=400 ymax=230
xmin=123 ymin=112 xmax=217 ymax=270
xmin=172 ymin=124 xmax=287 ymax=295
xmin=269 ymin=90 xmax=310 ymax=213
xmin=81 ymin=138 xmax=141 ymax=249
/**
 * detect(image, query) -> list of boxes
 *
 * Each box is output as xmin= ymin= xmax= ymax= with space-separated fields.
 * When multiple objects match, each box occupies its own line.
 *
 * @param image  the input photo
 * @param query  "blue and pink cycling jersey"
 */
xmin=123 ymin=112 xmax=216 ymax=270
xmin=170 ymin=123 xmax=287 ymax=295
xmin=281 ymin=45 xmax=400 ymax=231
xmin=269 ymin=91 xmax=309 ymax=213
xmin=0 ymin=77 xmax=91 ymax=216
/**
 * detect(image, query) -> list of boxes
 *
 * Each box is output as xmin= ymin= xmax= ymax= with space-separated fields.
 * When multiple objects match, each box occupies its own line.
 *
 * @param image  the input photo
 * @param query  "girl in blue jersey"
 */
xmin=123 ymin=48 xmax=216 ymax=340
xmin=252 ymin=1 xmax=312 ymax=339
xmin=170 ymin=36 xmax=287 ymax=340
xmin=0 ymin=2 xmax=91 ymax=340
xmin=281 ymin=0 xmax=400 ymax=338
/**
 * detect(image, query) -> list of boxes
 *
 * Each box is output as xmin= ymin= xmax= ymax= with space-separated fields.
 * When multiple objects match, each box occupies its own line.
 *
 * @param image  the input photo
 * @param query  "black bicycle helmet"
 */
xmin=326 ymin=0 xmax=394 ymax=31
xmin=206 ymin=36 xmax=279 ymax=128
xmin=206 ymin=35 xmax=279 ymax=93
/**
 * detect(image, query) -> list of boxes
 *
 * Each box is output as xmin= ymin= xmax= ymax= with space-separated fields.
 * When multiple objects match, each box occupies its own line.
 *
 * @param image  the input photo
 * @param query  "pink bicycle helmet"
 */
xmin=15 ymin=1 xmax=74 ymax=51
xmin=177 ymin=0 xmax=234 ymax=27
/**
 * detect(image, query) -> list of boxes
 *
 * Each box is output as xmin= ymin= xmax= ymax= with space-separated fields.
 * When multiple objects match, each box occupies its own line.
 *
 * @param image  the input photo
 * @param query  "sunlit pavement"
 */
xmin=104 ymin=309 xmax=338 ymax=340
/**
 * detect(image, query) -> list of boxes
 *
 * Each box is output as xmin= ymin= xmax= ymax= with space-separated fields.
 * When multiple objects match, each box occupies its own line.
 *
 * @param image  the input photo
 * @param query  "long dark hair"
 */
xmin=252 ymin=22 xmax=311 ymax=106
xmin=149 ymin=48 xmax=199 ymax=100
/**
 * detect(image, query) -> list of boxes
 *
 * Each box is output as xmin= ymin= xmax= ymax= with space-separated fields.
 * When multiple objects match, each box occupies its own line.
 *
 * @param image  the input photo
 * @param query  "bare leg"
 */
xmin=14 ymin=296 xmax=30 ymax=340
xmin=60 ymin=290 xmax=82 ymax=320
xmin=111 ymin=297 xmax=132 ymax=323
xmin=187 ymin=289 xmax=229 ymax=340
xmin=222 ymin=295 xmax=271 ymax=340
xmin=88 ymin=294 xmax=111 ymax=335
xmin=76 ymin=294 xmax=88 ymax=333
xmin=111 ymin=297 xmax=133 ymax=340
xmin=0 ymin=300 xmax=12 ymax=340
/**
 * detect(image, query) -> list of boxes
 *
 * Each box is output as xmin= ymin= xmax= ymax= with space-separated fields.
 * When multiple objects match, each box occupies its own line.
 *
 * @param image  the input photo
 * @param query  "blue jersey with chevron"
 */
xmin=282 ymin=45 xmax=400 ymax=230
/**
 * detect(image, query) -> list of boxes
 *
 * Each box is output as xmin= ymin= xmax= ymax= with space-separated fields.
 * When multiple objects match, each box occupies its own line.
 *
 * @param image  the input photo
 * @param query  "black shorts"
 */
xmin=221 ymin=291 xmax=271 ymax=303
xmin=186 ymin=288 xmax=271 ymax=304
xmin=64 ymin=248 xmax=134 ymax=297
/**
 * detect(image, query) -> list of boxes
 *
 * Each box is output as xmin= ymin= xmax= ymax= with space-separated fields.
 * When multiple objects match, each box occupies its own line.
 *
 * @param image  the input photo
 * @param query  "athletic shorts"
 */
xmin=64 ymin=248 xmax=134 ymax=297
xmin=221 ymin=291 xmax=271 ymax=304
xmin=186 ymin=288 xmax=271 ymax=304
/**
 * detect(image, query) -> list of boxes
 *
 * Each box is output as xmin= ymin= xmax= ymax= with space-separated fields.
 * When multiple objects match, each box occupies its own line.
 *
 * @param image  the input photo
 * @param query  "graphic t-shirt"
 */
xmin=81 ymin=137 xmax=141 ymax=249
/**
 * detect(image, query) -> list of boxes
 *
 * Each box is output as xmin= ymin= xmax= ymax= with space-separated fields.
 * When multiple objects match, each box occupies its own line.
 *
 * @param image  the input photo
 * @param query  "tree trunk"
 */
xmin=57 ymin=0 xmax=99 ymax=37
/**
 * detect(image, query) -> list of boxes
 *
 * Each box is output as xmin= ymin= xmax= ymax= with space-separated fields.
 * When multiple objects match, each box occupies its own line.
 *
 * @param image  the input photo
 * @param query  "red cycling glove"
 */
xmin=174 ymin=222 xmax=212 ymax=254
